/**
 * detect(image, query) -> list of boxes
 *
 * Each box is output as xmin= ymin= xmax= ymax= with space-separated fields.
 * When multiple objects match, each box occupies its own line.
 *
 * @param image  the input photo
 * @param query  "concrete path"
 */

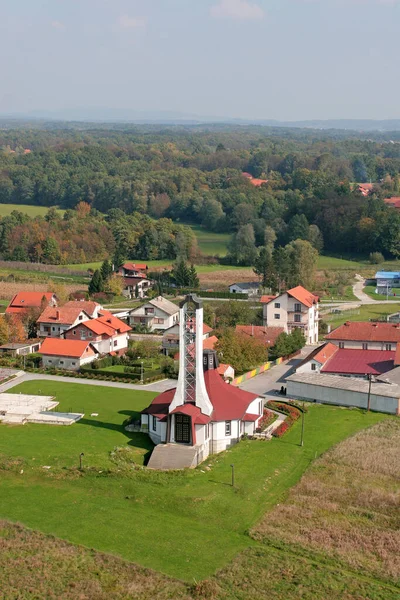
xmin=0 ymin=373 xmax=177 ymax=394
xmin=353 ymin=274 xmax=376 ymax=303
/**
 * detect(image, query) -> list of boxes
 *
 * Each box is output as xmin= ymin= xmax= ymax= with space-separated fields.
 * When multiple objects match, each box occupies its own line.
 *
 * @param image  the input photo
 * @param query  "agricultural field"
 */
xmin=0 ymin=379 xmax=387 ymax=587
xmin=324 ymin=303 xmax=400 ymax=329
xmin=0 ymin=280 xmax=86 ymax=302
xmin=0 ymin=204 xmax=64 ymax=218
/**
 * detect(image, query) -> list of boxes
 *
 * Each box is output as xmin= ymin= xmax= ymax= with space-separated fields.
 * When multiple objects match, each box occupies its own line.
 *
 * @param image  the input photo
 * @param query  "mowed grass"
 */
xmin=364 ymin=284 xmax=400 ymax=301
xmin=0 ymin=380 xmax=387 ymax=581
xmin=0 ymin=204 xmax=64 ymax=218
xmin=325 ymin=302 xmax=400 ymax=328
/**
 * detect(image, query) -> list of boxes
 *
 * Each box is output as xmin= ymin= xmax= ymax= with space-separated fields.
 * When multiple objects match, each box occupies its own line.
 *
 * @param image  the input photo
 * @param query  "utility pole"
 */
xmin=141 ymin=361 xmax=144 ymax=384
xmin=230 ymin=464 xmax=235 ymax=487
xmin=300 ymin=401 xmax=305 ymax=447
xmin=79 ymin=452 xmax=84 ymax=470
xmin=367 ymin=373 xmax=372 ymax=411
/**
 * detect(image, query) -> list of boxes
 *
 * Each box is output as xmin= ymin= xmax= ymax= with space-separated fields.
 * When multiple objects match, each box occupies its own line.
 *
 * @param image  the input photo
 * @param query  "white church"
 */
xmin=141 ymin=294 xmax=264 ymax=469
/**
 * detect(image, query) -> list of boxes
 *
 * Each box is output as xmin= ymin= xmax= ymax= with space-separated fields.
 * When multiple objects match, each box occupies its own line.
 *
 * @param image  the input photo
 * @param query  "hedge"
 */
xmin=160 ymin=287 xmax=248 ymax=300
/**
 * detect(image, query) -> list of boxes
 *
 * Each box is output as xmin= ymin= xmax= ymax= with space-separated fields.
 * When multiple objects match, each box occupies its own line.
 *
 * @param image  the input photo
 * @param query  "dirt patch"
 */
xmin=198 ymin=268 xmax=255 ymax=290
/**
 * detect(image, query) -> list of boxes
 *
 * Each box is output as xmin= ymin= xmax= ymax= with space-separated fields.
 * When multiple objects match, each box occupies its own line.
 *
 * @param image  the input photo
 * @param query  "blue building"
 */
xmin=375 ymin=271 xmax=400 ymax=295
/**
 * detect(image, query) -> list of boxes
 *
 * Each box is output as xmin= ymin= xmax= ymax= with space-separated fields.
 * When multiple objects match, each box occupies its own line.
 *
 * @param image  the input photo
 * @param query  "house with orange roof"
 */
xmin=6 ymin=292 xmax=57 ymax=316
xmin=37 ymin=305 xmax=92 ymax=338
xmin=39 ymin=338 xmax=99 ymax=370
xmin=263 ymin=285 xmax=319 ymax=344
xmin=295 ymin=342 xmax=338 ymax=374
xmin=63 ymin=300 xmax=103 ymax=319
xmin=116 ymin=262 xmax=148 ymax=278
xmin=384 ymin=197 xmax=400 ymax=210
xmin=63 ymin=311 xmax=131 ymax=355
xmin=235 ymin=325 xmax=284 ymax=347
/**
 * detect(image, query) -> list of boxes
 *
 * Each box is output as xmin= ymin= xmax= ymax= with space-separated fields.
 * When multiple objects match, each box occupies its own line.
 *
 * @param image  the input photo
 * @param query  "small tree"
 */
xmin=369 ymin=252 xmax=384 ymax=264
xmin=100 ymin=259 xmax=113 ymax=281
xmin=89 ymin=270 xmax=104 ymax=295
xmin=173 ymin=258 xmax=190 ymax=287
xmin=188 ymin=264 xmax=200 ymax=289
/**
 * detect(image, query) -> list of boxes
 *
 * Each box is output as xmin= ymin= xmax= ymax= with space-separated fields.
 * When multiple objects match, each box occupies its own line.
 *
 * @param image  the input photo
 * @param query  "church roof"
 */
xmin=142 ymin=369 xmax=259 ymax=423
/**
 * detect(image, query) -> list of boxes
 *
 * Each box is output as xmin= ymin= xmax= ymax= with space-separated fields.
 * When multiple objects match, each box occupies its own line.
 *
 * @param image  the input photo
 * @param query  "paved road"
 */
xmin=0 ymin=373 xmax=177 ymax=394
xmin=238 ymin=345 xmax=313 ymax=398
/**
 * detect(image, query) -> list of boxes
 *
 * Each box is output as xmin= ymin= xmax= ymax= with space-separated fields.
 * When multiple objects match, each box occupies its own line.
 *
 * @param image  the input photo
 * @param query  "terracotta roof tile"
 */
xmin=39 ymin=338 xmax=97 ymax=358
xmin=6 ymin=292 xmax=55 ymax=314
xmin=37 ymin=306 xmax=89 ymax=325
xmin=236 ymin=325 xmax=283 ymax=346
xmin=287 ymin=285 xmax=318 ymax=308
xmin=326 ymin=321 xmax=400 ymax=343
xmin=321 ymin=349 xmax=395 ymax=376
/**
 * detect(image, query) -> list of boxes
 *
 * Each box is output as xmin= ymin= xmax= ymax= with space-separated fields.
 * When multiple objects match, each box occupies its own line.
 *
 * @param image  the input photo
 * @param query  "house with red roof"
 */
xmin=39 ymin=338 xmax=99 ymax=370
xmin=384 ymin=197 xmax=400 ymax=210
xmin=64 ymin=311 xmax=131 ymax=355
xmin=37 ymin=305 xmax=92 ymax=338
xmin=263 ymin=285 xmax=319 ymax=344
xmin=235 ymin=325 xmax=284 ymax=347
xmin=326 ymin=321 xmax=400 ymax=350
xmin=242 ymin=172 xmax=268 ymax=187
xmin=6 ymin=292 xmax=57 ymax=316
xmin=141 ymin=295 xmax=264 ymax=468
xmin=116 ymin=262 xmax=148 ymax=278
xmin=296 ymin=342 xmax=399 ymax=379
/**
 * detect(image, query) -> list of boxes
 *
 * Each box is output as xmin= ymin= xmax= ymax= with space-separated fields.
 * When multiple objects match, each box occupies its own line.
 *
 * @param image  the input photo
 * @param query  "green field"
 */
xmin=189 ymin=224 xmax=230 ymax=256
xmin=364 ymin=284 xmax=400 ymax=301
xmin=0 ymin=380 xmax=386 ymax=581
xmin=324 ymin=302 xmax=400 ymax=328
xmin=0 ymin=204 xmax=64 ymax=218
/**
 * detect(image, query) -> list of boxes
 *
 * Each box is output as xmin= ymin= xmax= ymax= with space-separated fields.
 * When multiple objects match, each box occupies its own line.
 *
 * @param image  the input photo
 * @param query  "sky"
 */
xmin=0 ymin=0 xmax=399 ymax=120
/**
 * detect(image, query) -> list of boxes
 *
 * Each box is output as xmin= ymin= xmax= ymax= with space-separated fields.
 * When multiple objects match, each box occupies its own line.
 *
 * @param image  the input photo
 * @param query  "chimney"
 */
xmin=56 ymin=310 xmax=60 ymax=320
xmin=203 ymin=349 xmax=219 ymax=371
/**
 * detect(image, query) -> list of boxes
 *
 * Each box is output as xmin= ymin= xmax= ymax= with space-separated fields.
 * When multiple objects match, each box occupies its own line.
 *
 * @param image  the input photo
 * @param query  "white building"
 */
xmin=325 ymin=321 xmax=400 ymax=351
xmin=263 ymin=285 xmax=319 ymax=344
xmin=129 ymin=296 xmax=179 ymax=332
xmin=64 ymin=312 xmax=131 ymax=356
xmin=122 ymin=277 xmax=152 ymax=299
xmin=141 ymin=295 xmax=263 ymax=469
xmin=37 ymin=305 xmax=91 ymax=338
xmin=229 ymin=282 xmax=260 ymax=296
xmin=39 ymin=338 xmax=99 ymax=370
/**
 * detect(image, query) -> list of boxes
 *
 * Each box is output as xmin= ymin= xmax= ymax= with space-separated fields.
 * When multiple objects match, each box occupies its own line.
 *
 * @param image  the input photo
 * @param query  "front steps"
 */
xmin=147 ymin=443 xmax=198 ymax=470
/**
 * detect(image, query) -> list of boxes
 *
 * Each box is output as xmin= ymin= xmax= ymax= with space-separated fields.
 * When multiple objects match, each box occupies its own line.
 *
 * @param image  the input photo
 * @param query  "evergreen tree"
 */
xmin=188 ymin=264 xmax=200 ymax=289
xmin=254 ymin=247 xmax=278 ymax=291
xmin=100 ymin=259 xmax=113 ymax=281
xmin=89 ymin=269 xmax=104 ymax=295
xmin=173 ymin=258 xmax=190 ymax=287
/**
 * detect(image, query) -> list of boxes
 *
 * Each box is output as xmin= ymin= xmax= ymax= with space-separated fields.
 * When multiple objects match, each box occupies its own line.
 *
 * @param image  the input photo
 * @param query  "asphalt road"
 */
xmin=238 ymin=345 xmax=313 ymax=398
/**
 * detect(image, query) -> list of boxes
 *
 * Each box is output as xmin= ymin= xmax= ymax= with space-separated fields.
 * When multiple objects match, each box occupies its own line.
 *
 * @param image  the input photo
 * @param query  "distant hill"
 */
xmin=1 ymin=109 xmax=400 ymax=131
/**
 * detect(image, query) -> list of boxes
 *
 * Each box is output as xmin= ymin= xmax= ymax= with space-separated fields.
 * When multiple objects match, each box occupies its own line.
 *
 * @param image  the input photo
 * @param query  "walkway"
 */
xmin=0 ymin=372 xmax=177 ymax=394
xmin=353 ymin=274 xmax=376 ymax=303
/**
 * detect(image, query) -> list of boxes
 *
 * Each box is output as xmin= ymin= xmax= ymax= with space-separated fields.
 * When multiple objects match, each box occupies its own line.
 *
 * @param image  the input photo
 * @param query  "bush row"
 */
xmin=24 ymin=366 xmax=164 ymax=384
xmin=268 ymin=400 xmax=303 ymax=438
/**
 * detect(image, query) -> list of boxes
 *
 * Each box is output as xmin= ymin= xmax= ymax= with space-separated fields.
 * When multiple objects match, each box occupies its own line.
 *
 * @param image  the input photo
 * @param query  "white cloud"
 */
xmin=210 ymin=0 xmax=264 ymax=20
xmin=117 ymin=15 xmax=146 ymax=29
xmin=51 ymin=21 xmax=65 ymax=30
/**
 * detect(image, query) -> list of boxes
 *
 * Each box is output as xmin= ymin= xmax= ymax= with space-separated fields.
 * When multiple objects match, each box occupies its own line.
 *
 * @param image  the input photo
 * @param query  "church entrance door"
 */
xmin=175 ymin=414 xmax=191 ymax=444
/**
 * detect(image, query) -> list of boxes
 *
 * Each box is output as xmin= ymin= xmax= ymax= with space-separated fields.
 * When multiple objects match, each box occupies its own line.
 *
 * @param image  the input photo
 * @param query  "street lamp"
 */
xmin=230 ymin=463 xmax=235 ymax=487
xmin=141 ymin=361 xmax=144 ymax=384
xmin=79 ymin=452 xmax=84 ymax=470
xmin=300 ymin=401 xmax=305 ymax=447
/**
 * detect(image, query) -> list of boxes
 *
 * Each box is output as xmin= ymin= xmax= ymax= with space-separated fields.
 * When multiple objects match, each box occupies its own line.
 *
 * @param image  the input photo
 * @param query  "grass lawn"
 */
xmin=188 ymin=224 xmax=230 ymax=256
xmin=0 ymin=204 xmax=64 ymax=218
xmin=324 ymin=302 xmax=400 ymax=328
xmin=364 ymin=284 xmax=400 ymax=301
xmin=0 ymin=380 xmax=387 ymax=581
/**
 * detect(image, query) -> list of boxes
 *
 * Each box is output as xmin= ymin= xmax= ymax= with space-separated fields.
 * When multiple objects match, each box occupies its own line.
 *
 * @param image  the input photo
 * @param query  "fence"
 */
xmin=232 ymin=351 xmax=300 ymax=386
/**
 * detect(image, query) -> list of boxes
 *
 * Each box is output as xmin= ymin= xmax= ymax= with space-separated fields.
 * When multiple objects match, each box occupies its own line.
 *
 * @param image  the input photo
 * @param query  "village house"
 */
xmin=122 ymin=277 xmax=152 ymax=299
xmin=296 ymin=341 xmax=399 ymax=379
xmin=384 ymin=197 xmax=400 ymax=210
xmin=141 ymin=295 xmax=264 ymax=469
xmin=116 ymin=262 xmax=148 ymax=278
xmin=64 ymin=312 xmax=131 ymax=356
xmin=263 ymin=285 xmax=319 ymax=344
xmin=5 ymin=292 xmax=57 ymax=316
xmin=39 ymin=338 xmax=99 ymax=370
xmin=63 ymin=300 xmax=103 ymax=319
xmin=325 ymin=321 xmax=400 ymax=350
xmin=235 ymin=325 xmax=284 ymax=348
xmin=229 ymin=282 xmax=260 ymax=296
xmin=162 ymin=322 xmax=213 ymax=355
xmin=0 ymin=340 xmax=41 ymax=356
xmin=217 ymin=363 xmax=235 ymax=381
xmin=128 ymin=296 xmax=179 ymax=332
xmin=37 ymin=305 xmax=91 ymax=338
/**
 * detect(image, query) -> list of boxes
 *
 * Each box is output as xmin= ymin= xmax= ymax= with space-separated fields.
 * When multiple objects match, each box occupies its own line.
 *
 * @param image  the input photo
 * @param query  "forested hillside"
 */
xmin=1 ymin=123 xmax=400 ymax=264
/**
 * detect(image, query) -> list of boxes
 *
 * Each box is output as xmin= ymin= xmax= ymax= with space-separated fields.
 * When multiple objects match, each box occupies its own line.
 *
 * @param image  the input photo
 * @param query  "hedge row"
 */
xmin=81 ymin=366 xmax=162 ymax=380
xmin=161 ymin=287 xmax=248 ymax=300
xmin=24 ymin=366 xmax=163 ymax=384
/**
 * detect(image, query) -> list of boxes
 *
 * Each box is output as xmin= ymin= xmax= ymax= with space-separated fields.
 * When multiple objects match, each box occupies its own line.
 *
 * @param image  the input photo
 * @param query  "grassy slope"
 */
xmin=325 ymin=303 xmax=400 ymax=328
xmin=0 ymin=380 xmax=386 ymax=581
xmin=0 ymin=204 xmax=64 ymax=218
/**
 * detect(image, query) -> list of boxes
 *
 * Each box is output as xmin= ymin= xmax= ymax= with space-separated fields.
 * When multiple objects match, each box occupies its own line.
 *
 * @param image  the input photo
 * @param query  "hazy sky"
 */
xmin=1 ymin=0 xmax=399 ymax=120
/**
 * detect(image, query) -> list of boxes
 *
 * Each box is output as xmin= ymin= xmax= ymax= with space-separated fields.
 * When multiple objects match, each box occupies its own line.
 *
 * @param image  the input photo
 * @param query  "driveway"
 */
xmin=0 ymin=373 xmax=177 ymax=394
xmin=238 ymin=345 xmax=313 ymax=398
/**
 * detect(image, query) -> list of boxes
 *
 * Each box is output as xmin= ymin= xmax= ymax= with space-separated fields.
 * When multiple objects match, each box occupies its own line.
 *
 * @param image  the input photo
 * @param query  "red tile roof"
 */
xmin=313 ymin=342 xmax=338 ymax=364
xmin=121 ymin=262 xmax=148 ymax=271
xmin=143 ymin=368 xmax=260 ymax=423
xmin=236 ymin=325 xmax=283 ymax=346
xmin=384 ymin=197 xmax=400 ymax=209
xmin=97 ymin=311 xmax=131 ymax=333
xmin=39 ymin=338 xmax=97 ymax=358
xmin=64 ymin=300 xmax=101 ymax=318
xmin=287 ymin=286 xmax=319 ymax=308
xmin=37 ymin=306 xmax=89 ymax=325
xmin=69 ymin=312 xmax=131 ymax=337
xmin=241 ymin=172 xmax=268 ymax=186
xmin=6 ymin=292 xmax=55 ymax=315
xmin=326 ymin=321 xmax=400 ymax=343
xmin=170 ymin=403 xmax=211 ymax=425
xmin=260 ymin=295 xmax=277 ymax=304
xmin=321 ymin=349 xmax=395 ymax=376
xmin=174 ymin=335 xmax=218 ymax=360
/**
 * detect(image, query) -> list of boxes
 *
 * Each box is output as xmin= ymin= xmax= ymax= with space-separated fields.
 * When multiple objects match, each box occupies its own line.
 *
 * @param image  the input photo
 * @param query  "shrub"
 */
xmin=369 ymin=251 xmax=384 ymax=264
xmin=272 ymin=421 xmax=290 ymax=438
